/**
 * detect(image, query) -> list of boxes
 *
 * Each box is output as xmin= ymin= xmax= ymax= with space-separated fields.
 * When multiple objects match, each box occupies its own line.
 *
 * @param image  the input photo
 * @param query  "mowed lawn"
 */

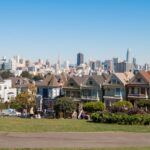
xmin=0 ymin=117 xmax=150 ymax=132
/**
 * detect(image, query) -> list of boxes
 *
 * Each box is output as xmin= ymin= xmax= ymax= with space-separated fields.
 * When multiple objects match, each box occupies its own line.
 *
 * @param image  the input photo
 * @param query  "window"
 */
xmin=137 ymin=78 xmax=141 ymax=82
xmin=115 ymin=88 xmax=121 ymax=96
xmin=112 ymin=78 xmax=119 ymax=84
xmin=37 ymin=88 xmax=40 ymax=94
xmin=141 ymin=88 xmax=145 ymax=94
xmin=70 ymin=83 xmax=74 ymax=86
xmin=89 ymin=80 xmax=93 ymax=85
xmin=131 ymin=87 xmax=134 ymax=94
xmin=111 ymin=79 xmax=116 ymax=84
xmin=117 ymin=80 xmax=120 ymax=84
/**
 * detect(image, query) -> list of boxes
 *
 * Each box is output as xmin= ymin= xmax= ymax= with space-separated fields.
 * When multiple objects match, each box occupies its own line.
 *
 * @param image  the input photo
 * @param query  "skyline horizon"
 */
xmin=0 ymin=0 xmax=150 ymax=65
xmin=0 ymin=48 xmax=144 ymax=66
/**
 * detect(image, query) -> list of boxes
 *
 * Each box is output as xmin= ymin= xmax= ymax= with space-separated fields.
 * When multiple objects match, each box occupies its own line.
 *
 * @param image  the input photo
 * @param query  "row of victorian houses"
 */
xmin=1 ymin=71 xmax=150 ymax=109
xmin=35 ymin=71 xmax=150 ymax=108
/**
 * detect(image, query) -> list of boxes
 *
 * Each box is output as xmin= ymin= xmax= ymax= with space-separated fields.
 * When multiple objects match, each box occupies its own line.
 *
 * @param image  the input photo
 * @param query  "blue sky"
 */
xmin=0 ymin=0 xmax=150 ymax=64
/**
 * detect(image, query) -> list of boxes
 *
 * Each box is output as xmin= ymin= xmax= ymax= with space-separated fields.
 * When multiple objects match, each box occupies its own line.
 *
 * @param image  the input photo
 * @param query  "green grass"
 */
xmin=0 ymin=148 xmax=150 ymax=150
xmin=0 ymin=117 xmax=150 ymax=132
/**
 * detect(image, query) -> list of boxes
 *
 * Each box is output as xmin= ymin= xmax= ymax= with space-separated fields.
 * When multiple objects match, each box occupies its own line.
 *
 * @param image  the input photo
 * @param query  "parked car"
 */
xmin=1 ymin=109 xmax=21 ymax=117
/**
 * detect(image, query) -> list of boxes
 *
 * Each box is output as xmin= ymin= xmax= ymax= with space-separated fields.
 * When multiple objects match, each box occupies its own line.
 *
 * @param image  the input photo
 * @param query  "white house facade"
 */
xmin=0 ymin=79 xmax=17 ymax=103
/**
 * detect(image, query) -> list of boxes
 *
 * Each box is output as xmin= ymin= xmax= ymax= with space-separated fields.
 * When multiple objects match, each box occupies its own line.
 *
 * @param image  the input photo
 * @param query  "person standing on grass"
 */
xmin=30 ymin=107 xmax=34 ymax=118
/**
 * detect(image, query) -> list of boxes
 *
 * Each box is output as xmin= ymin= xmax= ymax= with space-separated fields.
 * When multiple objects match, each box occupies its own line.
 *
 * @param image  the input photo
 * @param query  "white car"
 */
xmin=1 ymin=109 xmax=21 ymax=117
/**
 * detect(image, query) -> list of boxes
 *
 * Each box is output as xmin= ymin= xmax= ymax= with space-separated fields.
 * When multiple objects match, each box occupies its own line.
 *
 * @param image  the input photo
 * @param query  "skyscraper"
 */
xmin=77 ymin=53 xmax=84 ymax=66
xmin=126 ymin=48 xmax=131 ymax=63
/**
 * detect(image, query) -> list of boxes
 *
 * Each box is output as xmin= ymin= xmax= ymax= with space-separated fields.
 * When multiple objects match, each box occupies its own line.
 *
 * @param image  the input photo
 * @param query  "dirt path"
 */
xmin=0 ymin=132 xmax=150 ymax=148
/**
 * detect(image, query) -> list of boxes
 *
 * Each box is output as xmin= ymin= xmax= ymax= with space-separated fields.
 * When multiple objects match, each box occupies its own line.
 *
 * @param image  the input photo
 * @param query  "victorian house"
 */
xmin=63 ymin=74 xmax=108 ymax=102
xmin=126 ymin=71 xmax=150 ymax=105
xmin=103 ymin=72 xmax=134 ymax=107
xmin=63 ymin=76 xmax=88 ymax=101
xmin=81 ymin=75 xmax=107 ymax=101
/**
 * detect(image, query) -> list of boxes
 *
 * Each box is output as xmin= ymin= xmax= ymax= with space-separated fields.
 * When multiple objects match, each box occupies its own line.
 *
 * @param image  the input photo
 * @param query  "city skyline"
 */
xmin=0 ymin=0 xmax=150 ymax=64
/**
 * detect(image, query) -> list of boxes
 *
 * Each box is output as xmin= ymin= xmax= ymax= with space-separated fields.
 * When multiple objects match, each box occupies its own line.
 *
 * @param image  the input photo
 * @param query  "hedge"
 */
xmin=83 ymin=101 xmax=105 ymax=113
xmin=91 ymin=112 xmax=150 ymax=125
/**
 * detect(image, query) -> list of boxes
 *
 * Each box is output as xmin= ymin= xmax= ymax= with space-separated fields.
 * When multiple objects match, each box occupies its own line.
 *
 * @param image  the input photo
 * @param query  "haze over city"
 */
xmin=0 ymin=0 xmax=150 ymax=64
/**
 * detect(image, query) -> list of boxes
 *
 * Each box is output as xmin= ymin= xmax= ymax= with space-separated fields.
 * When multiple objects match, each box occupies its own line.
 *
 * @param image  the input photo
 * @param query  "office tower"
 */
xmin=103 ymin=60 xmax=113 ymax=72
xmin=114 ymin=61 xmax=133 ymax=73
xmin=19 ymin=58 xmax=24 ymax=64
xmin=46 ymin=59 xmax=50 ymax=67
xmin=113 ymin=58 xmax=119 ymax=64
xmin=13 ymin=55 xmax=20 ymax=63
xmin=133 ymin=57 xmax=136 ymax=65
xmin=126 ymin=48 xmax=131 ymax=63
xmin=77 ymin=53 xmax=84 ymax=66
xmin=89 ymin=60 xmax=96 ymax=71
xmin=25 ymin=60 xmax=31 ymax=67
xmin=64 ymin=60 xmax=69 ymax=69
xmin=96 ymin=60 xmax=101 ymax=68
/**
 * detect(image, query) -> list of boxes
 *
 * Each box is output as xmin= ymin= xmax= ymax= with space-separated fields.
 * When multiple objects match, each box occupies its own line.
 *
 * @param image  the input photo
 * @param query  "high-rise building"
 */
xmin=113 ymin=58 xmax=119 ymax=64
xmin=133 ymin=57 xmax=136 ymax=65
xmin=89 ymin=61 xmax=96 ymax=71
xmin=77 ymin=53 xmax=84 ymax=66
xmin=64 ymin=60 xmax=69 ymax=69
xmin=126 ymin=48 xmax=131 ymax=63
xmin=96 ymin=60 xmax=101 ymax=68
xmin=114 ymin=61 xmax=133 ymax=73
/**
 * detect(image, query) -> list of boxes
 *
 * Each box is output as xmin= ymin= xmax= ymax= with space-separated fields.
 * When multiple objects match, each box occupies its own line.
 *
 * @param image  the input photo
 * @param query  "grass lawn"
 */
xmin=0 ymin=117 xmax=150 ymax=132
xmin=0 ymin=148 xmax=150 ymax=150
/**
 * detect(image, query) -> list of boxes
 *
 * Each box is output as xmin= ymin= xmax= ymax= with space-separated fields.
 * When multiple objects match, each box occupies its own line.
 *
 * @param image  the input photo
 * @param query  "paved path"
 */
xmin=0 ymin=132 xmax=150 ymax=148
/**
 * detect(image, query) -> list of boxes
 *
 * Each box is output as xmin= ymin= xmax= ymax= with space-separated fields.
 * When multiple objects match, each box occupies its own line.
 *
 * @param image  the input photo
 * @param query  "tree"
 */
xmin=10 ymin=82 xmax=37 ymax=112
xmin=10 ymin=100 xmax=22 ymax=112
xmin=83 ymin=101 xmax=105 ymax=113
xmin=54 ymin=97 xmax=75 ymax=118
xmin=0 ymin=70 xmax=14 ymax=79
xmin=14 ymin=92 xmax=35 ymax=111
xmin=21 ymin=71 xmax=32 ymax=79
xmin=137 ymin=99 xmax=150 ymax=111
xmin=0 ymin=102 xmax=7 ymax=110
xmin=33 ymin=74 xmax=44 ymax=81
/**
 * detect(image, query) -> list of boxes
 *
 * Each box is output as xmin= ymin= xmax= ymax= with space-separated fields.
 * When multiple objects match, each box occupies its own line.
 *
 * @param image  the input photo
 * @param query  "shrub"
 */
xmin=127 ymin=107 xmax=146 ymax=115
xmin=83 ymin=101 xmax=105 ymax=113
xmin=91 ymin=112 xmax=150 ymax=125
xmin=137 ymin=100 xmax=150 ymax=112
xmin=113 ymin=100 xmax=133 ymax=109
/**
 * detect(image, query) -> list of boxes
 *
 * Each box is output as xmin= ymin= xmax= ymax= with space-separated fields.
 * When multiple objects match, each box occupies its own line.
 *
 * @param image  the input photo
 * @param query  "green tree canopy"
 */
xmin=21 ymin=71 xmax=32 ymax=79
xmin=0 ymin=70 xmax=14 ymax=79
xmin=33 ymin=74 xmax=44 ymax=81
xmin=137 ymin=99 xmax=150 ymax=108
xmin=54 ymin=97 xmax=75 ymax=118
xmin=83 ymin=101 xmax=105 ymax=113
xmin=10 ymin=82 xmax=37 ymax=112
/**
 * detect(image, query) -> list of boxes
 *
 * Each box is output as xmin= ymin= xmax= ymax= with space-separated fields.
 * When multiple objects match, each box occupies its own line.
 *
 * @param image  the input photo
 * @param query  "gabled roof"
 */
xmin=140 ymin=71 xmax=150 ymax=83
xmin=115 ymin=72 xmax=134 ymax=85
xmin=64 ymin=75 xmax=88 ymax=87
xmin=72 ymin=76 xmax=88 ymax=86
xmin=128 ymin=71 xmax=150 ymax=84
xmin=37 ymin=74 xmax=60 ymax=87
xmin=104 ymin=72 xmax=134 ymax=86
xmin=55 ymin=72 xmax=69 ymax=85
xmin=48 ymin=75 xmax=60 ymax=87
xmin=101 ymin=73 xmax=110 ymax=81
xmin=9 ymin=77 xmax=30 ymax=88
xmin=90 ymin=75 xmax=106 ymax=85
